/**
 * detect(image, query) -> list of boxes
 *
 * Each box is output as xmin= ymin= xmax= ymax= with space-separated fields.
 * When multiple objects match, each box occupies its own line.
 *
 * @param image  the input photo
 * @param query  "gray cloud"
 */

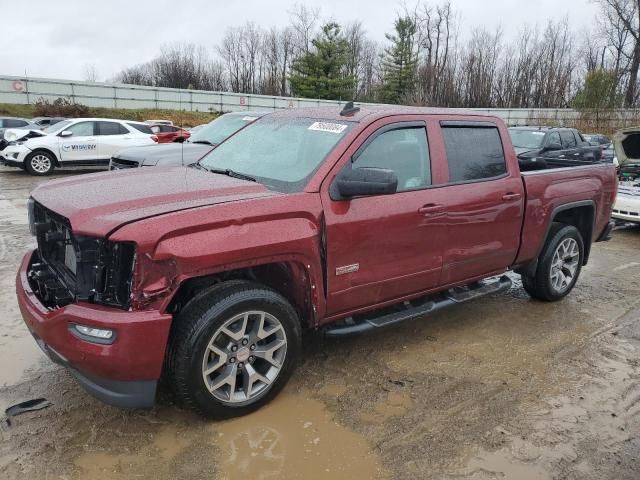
xmin=2 ymin=0 xmax=598 ymax=81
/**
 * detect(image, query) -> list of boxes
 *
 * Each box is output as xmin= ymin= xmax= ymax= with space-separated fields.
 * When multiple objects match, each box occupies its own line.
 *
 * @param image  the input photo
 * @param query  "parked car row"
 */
xmin=14 ymin=103 xmax=618 ymax=418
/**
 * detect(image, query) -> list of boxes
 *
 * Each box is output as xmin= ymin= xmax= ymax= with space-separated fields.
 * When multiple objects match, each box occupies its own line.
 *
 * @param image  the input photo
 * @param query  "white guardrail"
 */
xmin=2 ymin=74 xmax=640 ymax=127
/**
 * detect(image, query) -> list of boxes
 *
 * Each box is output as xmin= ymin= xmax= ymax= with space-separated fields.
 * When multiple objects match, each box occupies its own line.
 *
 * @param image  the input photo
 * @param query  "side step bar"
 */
xmin=324 ymin=275 xmax=512 ymax=337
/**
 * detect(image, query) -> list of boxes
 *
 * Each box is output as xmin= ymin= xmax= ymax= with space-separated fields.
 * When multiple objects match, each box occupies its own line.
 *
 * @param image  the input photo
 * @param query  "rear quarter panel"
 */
xmin=516 ymin=164 xmax=617 ymax=264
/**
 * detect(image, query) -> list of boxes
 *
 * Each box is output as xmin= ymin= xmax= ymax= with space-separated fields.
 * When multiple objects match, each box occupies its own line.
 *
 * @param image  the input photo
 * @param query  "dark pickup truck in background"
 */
xmin=509 ymin=126 xmax=603 ymax=171
xmin=17 ymin=106 xmax=617 ymax=418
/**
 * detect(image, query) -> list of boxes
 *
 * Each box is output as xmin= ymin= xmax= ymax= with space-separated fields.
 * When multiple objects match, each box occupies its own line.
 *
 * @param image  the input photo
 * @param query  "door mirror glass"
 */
xmin=59 ymin=130 xmax=73 ymax=138
xmin=546 ymin=142 xmax=562 ymax=151
xmin=336 ymin=167 xmax=398 ymax=198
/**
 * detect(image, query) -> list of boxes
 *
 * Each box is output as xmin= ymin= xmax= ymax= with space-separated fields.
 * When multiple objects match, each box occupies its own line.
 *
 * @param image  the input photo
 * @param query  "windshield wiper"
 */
xmin=209 ymin=168 xmax=257 ymax=182
xmin=190 ymin=162 xmax=210 ymax=171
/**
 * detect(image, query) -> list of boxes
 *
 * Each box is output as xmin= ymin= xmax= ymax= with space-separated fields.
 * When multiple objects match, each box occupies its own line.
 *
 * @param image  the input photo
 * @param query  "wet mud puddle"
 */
xmin=74 ymin=391 xmax=387 ymax=480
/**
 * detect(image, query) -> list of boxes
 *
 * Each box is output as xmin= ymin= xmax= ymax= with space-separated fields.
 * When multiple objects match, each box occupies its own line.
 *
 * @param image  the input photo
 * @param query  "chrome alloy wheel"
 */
xmin=30 ymin=154 xmax=51 ymax=173
xmin=550 ymin=238 xmax=580 ymax=294
xmin=201 ymin=311 xmax=287 ymax=404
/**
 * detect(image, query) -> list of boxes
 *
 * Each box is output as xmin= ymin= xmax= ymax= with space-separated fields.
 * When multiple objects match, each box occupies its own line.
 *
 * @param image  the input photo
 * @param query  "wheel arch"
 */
xmin=28 ymin=147 xmax=60 ymax=167
xmin=548 ymin=200 xmax=595 ymax=265
xmin=166 ymin=261 xmax=317 ymax=329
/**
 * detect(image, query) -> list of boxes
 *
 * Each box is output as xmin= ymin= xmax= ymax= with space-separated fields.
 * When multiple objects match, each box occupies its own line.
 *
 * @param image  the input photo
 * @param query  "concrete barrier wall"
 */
xmin=2 ymin=74 xmax=640 ymax=129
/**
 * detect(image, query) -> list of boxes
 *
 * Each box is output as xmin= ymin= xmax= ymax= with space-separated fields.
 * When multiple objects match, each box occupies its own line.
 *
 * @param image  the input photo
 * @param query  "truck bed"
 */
xmin=515 ymin=163 xmax=618 ymax=266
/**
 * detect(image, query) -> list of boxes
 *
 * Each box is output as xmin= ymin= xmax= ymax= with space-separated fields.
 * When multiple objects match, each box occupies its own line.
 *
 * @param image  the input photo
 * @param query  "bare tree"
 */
xmin=83 ymin=63 xmax=99 ymax=82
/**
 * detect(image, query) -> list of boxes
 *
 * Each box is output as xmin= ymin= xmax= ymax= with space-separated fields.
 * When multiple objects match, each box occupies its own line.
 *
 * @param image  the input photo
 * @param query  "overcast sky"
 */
xmin=4 ymin=0 xmax=598 ymax=81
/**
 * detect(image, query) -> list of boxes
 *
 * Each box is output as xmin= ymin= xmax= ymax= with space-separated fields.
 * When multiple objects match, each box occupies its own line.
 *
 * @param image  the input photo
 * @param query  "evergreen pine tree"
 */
xmin=289 ymin=23 xmax=355 ymax=100
xmin=381 ymin=17 xmax=418 ymax=104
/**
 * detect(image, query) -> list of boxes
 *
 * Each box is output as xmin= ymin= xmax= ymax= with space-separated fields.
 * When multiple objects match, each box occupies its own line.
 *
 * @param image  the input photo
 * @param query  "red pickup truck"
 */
xmin=17 ymin=106 xmax=617 ymax=418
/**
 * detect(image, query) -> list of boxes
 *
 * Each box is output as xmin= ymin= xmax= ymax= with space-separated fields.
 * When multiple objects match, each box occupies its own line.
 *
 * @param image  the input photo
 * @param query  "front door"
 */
xmin=321 ymin=120 xmax=446 ymax=317
xmin=58 ymin=121 xmax=98 ymax=164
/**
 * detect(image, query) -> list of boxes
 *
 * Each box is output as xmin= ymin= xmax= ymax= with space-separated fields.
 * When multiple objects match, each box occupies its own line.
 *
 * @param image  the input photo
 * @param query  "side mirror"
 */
xmin=59 ymin=130 xmax=73 ymax=138
xmin=335 ymin=167 xmax=398 ymax=199
xmin=545 ymin=142 xmax=562 ymax=151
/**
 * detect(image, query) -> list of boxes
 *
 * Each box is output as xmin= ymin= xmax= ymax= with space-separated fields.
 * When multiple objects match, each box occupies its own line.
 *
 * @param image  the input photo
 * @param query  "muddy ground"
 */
xmin=0 ymin=165 xmax=639 ymax=480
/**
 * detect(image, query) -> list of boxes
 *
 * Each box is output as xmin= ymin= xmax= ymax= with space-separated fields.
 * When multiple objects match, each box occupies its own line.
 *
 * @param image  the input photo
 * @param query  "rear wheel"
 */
xmin=166 ymin=281 xmax=302 ymax=418
xmin=521 ymin=223 xmax=584 ymax=301
xmin=25 ymin=151 xmax=55 ymax=176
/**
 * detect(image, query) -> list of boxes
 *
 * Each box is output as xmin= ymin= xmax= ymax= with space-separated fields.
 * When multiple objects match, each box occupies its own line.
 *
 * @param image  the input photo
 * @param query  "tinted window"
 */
xmin=127 ymin=123 xmax=154 ymax=134
xmin=67 ymin=121 xmax=95 ymax=136
xmin=157 ymin=125 xmax=178 ymax=133
xmin=546 ymin=131 xmax=561 ymax=146
xmin=353 ymin=127 xmax=431 ymax=191
xmin=97 ymin=121 xmax=128 ymax=135
xmin=4 ymin=119 xmax=29 ymax=128
xmin=442 ymin=126 xmax=506 ymax=182
xmin=560 ymin=130 xmax=577 ymax=148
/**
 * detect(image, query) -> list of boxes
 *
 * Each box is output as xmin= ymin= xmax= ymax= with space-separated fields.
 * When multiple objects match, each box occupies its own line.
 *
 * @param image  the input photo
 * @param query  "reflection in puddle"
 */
xmin=457 ymin=448 xmax=551 ymax=480
xmin=73 ymin=392 xmax=385 ymax=480
xmin=214 ymin=392 xmax=386 ymax=480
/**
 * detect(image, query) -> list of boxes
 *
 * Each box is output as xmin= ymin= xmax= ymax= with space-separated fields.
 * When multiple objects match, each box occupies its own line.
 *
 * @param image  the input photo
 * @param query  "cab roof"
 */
xmin=265 ymin=105 xmax=502 ymax=123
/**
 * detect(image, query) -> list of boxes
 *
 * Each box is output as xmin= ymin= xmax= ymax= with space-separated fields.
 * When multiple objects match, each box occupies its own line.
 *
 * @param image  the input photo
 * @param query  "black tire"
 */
xmin=166 ymin=280 xmax=302 ymax=418
xmin=521 ymin=223 xmax=584 ymax=302
xmin=25 ymin=151 xmax=55 ymax=176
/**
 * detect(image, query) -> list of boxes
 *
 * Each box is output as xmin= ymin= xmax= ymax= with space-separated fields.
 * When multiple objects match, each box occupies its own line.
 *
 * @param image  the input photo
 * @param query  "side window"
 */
xmin=353 ymin=127 xmax=431 ymax=192
xmin=97 ymin=121 xmax=128 ymax=136
xmin=4 ymin=119 xmax=29 ymax=128
xmin=66 ymin=121 xmax=95 ymax=136
xmin=546 ymin=131 xmax=561 ymax=146
xmin=560 ymin=130 xmax=577 ymax=148
xmin=442 ymin=126 xmax=506 ymax=182
xmin=127 ymin=123 xmax=154 ymax=134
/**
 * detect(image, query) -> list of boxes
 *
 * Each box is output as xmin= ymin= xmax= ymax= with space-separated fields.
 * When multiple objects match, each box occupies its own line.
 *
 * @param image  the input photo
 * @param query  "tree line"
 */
xmin=114 ymin=1 xmax=640 ymax=110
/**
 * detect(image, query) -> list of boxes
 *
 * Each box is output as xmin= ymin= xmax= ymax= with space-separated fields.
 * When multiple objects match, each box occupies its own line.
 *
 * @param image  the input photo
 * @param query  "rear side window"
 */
xmin=127 ymin=123 xmax=154 ymax=134
xmin=560 ymin=130 xmax=577 ymax=148
xmin=4 ymin=119 xmax=29 ymax=128
xmin=353 ymin=127 xmax=431 ymax=192
xmin=97 ymin=121 xmax=128 ymax=135
xmin=441 ymin=125 xmax=506 ymax=182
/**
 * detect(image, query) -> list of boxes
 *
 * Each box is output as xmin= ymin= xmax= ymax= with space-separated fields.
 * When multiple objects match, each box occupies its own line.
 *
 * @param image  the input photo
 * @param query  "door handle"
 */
xmin=418 ymin=204 xmax=444 ymax=216
xmin=559 ymin=155 xmax=566 ymax=158
xmin=502 ymin=192 xmax=522 ymax=201
xmin=87 ymin=138 xmax=96 ymax=141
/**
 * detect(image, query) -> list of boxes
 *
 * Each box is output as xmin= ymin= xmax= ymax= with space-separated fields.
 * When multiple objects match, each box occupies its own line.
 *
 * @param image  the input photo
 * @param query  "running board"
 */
xmin=324 ymin=275 xmax=512 ymax=337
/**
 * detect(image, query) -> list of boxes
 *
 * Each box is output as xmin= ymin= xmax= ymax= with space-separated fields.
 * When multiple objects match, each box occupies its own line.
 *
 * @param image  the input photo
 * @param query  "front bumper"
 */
xmin=16 ymin=250 xmax=173 ymax=408
xmin=0 ymin=145 xmax=30 ymax=166
xmin=612 ymin=194 xmax=640 ymax=223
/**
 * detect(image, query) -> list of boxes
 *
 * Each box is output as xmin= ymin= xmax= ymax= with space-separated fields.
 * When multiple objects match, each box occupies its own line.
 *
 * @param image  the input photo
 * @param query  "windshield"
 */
xmin=43 ymin=120 xmax=72 ymax=134
xmin=509 ymin=129 xmax=546 ymax=149
xmin=191 ymin=114 xmax=263 ymax=145
xmin=199 ymin=117 xmax=353 ymax=192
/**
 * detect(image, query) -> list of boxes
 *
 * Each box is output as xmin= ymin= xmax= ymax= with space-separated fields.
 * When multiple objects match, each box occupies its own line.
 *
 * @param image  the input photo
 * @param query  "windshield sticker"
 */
xmin=308 ymin=122 xmax=348 ymax=134
xmin=242 ymin=116 xmax=259 ymax=122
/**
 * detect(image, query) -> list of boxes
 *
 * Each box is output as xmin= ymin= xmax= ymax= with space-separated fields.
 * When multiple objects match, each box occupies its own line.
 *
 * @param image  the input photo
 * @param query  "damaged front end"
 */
xmin=1 ymin=129 xmax=45 ymax=151
xmin=27 ymin=199 xmax=136 ymax=310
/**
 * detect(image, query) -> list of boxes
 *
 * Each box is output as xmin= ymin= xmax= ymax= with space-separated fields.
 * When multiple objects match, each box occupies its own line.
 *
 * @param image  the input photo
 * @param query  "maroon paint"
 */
xmin=18 ymin=107 xmax=618 ymax=389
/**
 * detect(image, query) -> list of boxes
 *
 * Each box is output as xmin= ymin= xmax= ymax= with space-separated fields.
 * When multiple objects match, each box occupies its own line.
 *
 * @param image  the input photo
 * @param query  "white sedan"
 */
xmin=0 ymin=118 xmax=157 ymax=175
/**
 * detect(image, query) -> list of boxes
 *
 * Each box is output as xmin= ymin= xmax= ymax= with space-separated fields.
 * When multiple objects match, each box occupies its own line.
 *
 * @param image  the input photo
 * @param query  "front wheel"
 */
xmin=166 ymin=281 xmax=302 ymax=418
xmin=25 ymin=151 xmax=55 ymax=176
xmin=521 ymin=223 xmax=584 ymax=301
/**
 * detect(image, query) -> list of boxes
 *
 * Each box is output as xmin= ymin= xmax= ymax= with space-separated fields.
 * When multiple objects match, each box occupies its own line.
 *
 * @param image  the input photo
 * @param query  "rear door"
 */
xmin=321 ymin=118 xmax=447 ymax=316
xmin=436 ymin=120 xmax=525 ymax=285
xmin=58 ymin=121 xmax=98 ymax=164
xmin=96 ymin=121 xmax=133 ymax=163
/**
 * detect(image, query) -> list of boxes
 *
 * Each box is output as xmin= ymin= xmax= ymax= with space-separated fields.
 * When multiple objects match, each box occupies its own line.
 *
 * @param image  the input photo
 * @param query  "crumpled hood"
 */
xmin=31 ymin=166 xmax=279 ymax=237
xmin=112 ymin=143 xmax=213 ymax=166
xmin=3 ymin=128 xmax=46 ymax=142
